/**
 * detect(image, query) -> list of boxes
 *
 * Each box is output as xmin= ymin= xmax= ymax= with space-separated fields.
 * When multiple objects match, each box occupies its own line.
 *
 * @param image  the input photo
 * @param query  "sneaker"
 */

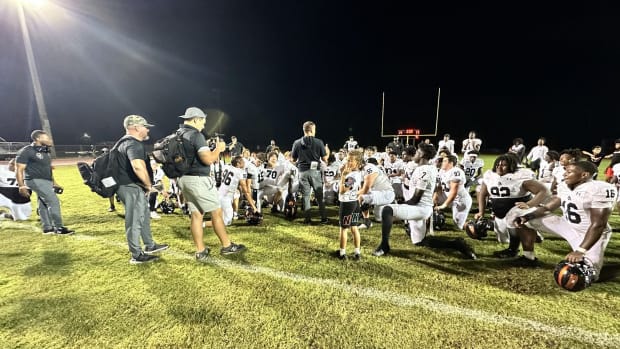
xmin=271 ymin=205 xmax=279 ymax=214
xmin=320 ymin=218 xmax=330 ymax=225
xmin=42 ymin=228 xmax=56 ymax=235
xmin=195 ymin=247 xmax=210 ymax=261
xmin=353 ymin=253 xmax=361 ymax=261
xmin=512 ymin=255 xmax=539 ymax=268
xmin=130 ymin=253 xmax=159 ymax=264
xmin=303 ymin=218 xmax=312 ymax=225
xmin=144 ymin=243 xmax=169 ymax=254
xmin=338 ymin=253 xmax=347 ymax=260
xmin=150 ymin=211 xmax=161 ymax=219
xmin=358 ymin=219 xmax=373 ymax=229
xmin=372 ymin=247 xmax=389 ymax=257
xmin=492 ymin=248 xmax=518 ymax=259
xmin=220 ymin=242 xmax=246 ymax=255
xmin=108 ymin=206 xmax=116 ymax=212
xmin=55 ymin=227 xmax=75 ymax=235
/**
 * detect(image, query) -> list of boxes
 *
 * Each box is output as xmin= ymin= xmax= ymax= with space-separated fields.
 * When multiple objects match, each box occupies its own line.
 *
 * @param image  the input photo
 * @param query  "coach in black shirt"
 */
xmin=291 ymin=121 xmax=330 ymax=224
xmin=15 ymin=130 xmax=74 ymax=235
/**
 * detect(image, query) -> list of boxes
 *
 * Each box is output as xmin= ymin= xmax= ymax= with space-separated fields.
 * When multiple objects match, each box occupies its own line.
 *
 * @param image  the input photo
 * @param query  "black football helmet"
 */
xmin=284 ymin=193 xmax=297 ymax=219
xmin=553 ymin=260 xmax=596 ymax=292
xmin=465 ymin=217 xmax=492 ymax=240
xmin=159 ymin=200 xmax=175 ymax=214
xmin=245 ymin=207 xmax=263 ymax=225
xmin=433 ymin=211 xmax=446 ymax=230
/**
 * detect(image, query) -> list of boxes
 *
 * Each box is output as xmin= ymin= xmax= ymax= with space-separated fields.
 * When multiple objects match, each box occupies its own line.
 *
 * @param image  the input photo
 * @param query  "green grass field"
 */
xmin=1 ymin=155 xmax=619 ymax=348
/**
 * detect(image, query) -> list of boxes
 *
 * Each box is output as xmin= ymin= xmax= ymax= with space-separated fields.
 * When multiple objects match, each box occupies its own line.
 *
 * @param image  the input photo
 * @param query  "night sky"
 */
xmin=1 ymin=0 xmax=619 ymax=154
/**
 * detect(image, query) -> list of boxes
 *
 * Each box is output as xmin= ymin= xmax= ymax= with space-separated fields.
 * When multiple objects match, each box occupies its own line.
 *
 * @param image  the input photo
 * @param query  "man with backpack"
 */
xmin=175 ymin=107 xmax=246 ymax=261
xmin=116 ymin=115 xmax=169 ymax=264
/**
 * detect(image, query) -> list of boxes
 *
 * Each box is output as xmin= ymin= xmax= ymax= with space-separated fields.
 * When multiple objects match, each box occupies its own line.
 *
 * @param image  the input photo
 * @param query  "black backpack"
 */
xmin=152 ymin=128 xmax=195 ymax=178
xmin=76 ymin=137 xmax=129 ymax=198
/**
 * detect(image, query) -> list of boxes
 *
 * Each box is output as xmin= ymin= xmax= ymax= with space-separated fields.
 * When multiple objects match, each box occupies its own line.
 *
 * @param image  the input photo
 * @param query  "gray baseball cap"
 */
xmin=179 ymin=107 xmax=207 ymax=119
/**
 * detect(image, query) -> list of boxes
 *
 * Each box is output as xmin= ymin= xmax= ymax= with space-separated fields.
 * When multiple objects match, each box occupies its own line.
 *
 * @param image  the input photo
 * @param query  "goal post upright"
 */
xmin=380 ymin=86 xmax=441 ymax=144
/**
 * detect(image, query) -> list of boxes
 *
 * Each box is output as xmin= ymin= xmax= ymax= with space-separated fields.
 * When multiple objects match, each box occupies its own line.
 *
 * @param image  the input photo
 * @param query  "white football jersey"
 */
xmin=538 ymin=160 xmax=555 ymax=182
xmin=219 ymin=165 xmax=247 ymax=196
xmin=322 ymin=161 xmax=341 ymax=190
xmin=551 ymin=166 xmax=565 ymax=186
xmin=557 ymin=180 xmax=616 ymax=233
xmin=438 ymin=139 xmax=455 ymax=154
xmin=438 ymin=166 xmax=469 ymax=200
xmin=363 ymin=163 xmax=392 ymax=191
xmin=339 ymin=171 xmax=363 ymax=202
xmin=407 ymin=164 xmax=437 ymax=208
xmin=482 ymin=168 xmax=535 ymax=199
xmin=461 ymin=158 xmax=484 ymax=180
xmin=244 ymin=158 xmax=260 ymax=190
xmin=259 ymin=164 xmax=288 ymax=190
xmin=462 ymin=138 xmax=482 ymax=154
xmin=0 ymin=166 xmax=18 ymax=188
xmin=384 ymin=158 xmax=405 ymax=184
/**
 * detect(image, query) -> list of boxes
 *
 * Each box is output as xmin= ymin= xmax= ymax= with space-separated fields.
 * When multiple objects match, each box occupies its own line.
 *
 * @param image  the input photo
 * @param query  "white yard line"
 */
xmin=63 ymin=234 xmax=620 ymax=347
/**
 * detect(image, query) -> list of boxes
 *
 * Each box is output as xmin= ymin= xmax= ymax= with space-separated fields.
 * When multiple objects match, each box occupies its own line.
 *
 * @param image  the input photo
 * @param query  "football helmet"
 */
xmin=284 ymin=193 xmax=297 ymax=219
xmin=159 ymin=200 xmax=175 ymax=214
xmin=245 ymin=207 xmax=263 ymax=225
xmin=464 ymin=217 xmax=492 ymax=240
xmin=553 ymin=260 xmax=596 ymax=292
xmin=433 ymin=211 xmax=446 ymax=230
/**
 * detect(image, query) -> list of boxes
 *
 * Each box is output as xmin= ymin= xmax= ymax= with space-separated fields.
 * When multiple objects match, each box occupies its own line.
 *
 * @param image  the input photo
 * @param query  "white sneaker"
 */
xmin=150 ymin=211 xmax=161 ymax=219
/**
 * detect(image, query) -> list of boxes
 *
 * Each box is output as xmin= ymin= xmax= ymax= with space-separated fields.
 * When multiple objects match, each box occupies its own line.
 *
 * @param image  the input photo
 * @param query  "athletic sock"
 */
xmin=523 ymin=251 xmax=536 ymax=260
xmin=339 ymin=249 xmax=346 ymax=256
xmin=354 ymin=248 xmax=360 ymax=255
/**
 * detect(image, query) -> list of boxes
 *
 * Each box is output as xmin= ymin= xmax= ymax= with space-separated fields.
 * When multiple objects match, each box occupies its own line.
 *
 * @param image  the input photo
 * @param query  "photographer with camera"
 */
xmin=15 ymin=130 xmax=74 ymax=235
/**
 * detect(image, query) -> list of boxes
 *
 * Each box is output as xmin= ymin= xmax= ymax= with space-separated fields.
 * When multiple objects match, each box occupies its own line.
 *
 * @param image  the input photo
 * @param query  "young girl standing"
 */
xmin=337 ymin=150 xmax=364 ymax=260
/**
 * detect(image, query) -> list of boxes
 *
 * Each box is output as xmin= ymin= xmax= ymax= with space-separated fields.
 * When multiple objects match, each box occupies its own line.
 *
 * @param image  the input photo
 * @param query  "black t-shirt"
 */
xmin=116 ymin=136 xmax=154 ymax=186
xmin=291 ymin=136 xmax=327 ymax=171
xmin=15 ymin=144 xmax=53 ymax=181
xmin=180 ymin=124 xmax=211 ymax=176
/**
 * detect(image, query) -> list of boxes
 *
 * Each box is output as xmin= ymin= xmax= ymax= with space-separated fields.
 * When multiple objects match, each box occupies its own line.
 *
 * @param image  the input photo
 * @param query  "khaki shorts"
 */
xmin=177 ymin=176 xmax=220 ymax=214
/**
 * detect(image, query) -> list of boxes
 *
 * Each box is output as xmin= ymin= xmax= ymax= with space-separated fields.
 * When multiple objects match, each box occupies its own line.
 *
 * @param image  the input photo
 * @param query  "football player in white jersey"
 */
xmin=0 ymin=159 xmax=32 ymax=220
xmin=373 ymin=143 xmax=476 ymax=259
xmin=512 ymin=161 xmax=616 ymax=283
xmin=383 ymin=151 xmax=405 ymax=203
xmin=336 ymin=150 xmax=364 ymax=260
xmin=242 ymin=148 xmax=262 ymax=213
xmin=538 ymin=150 xmax=559 ymax=189
xmin=343 ymin=136 xmax=358 ymax=152
xmin=461 ymin=130 xmax=482 ymax=156
xmin=550 ymin=148 xmax=581 ymax=195
xmin=475 ymin=153 xmax=550 ymax=258
xmin=460 ymin=150 xmax=484 ymax=193
xmin=321 ymin=153 xmax=341 ymax=206
xmin=258 ymin=152 xmax=289 ymax=212
xmin=434 ymin=154 xmax=471 ymax=230
xmin=357 ymin=157 xmax=395 ymax=228
xmin=204 ymin=156 xmax=257 ymax=226
xmin=437 ymin=133 xmax=455 ymax=155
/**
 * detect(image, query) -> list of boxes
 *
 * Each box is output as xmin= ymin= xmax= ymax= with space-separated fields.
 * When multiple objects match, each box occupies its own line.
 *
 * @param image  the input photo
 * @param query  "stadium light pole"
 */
xmin=17 ymin=0 xmax=57 ymax=157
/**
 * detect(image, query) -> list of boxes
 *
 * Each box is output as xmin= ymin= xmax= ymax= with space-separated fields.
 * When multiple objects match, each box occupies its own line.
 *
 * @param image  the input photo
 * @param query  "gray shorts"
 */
xmin=177 ymin=176 xmax=220 ymax=214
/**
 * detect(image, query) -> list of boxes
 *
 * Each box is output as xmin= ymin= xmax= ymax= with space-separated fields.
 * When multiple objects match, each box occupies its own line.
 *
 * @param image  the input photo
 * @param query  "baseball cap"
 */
xmin=179 ymin=107 xmax=206 ymax=119
xmin=123 ymin=115 xmax=154 ymax=128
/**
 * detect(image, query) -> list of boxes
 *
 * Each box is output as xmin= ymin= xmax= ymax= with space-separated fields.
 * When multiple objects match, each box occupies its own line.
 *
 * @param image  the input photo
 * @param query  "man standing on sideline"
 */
xmin=116 ymin=115 xmax=169 ymax=264
xmin=176 ymin=107 xmax=246 ymax=260
xmin=265 ymin=139 xmax=278 ymax=153
xmin=228 ymin=136 xmax=244 ymax=159
xmin=291 ymin=121 xmax=330 ymax=224
xmin=525 ymin=137 xmax=548 ymax=176
xmin=15 ymin=130 xmax=74 ymax=235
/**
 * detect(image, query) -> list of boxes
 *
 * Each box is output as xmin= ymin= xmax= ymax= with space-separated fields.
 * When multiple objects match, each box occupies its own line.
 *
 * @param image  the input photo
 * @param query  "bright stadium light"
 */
xmin=16 ymin=0 xmax=56 ymax=157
